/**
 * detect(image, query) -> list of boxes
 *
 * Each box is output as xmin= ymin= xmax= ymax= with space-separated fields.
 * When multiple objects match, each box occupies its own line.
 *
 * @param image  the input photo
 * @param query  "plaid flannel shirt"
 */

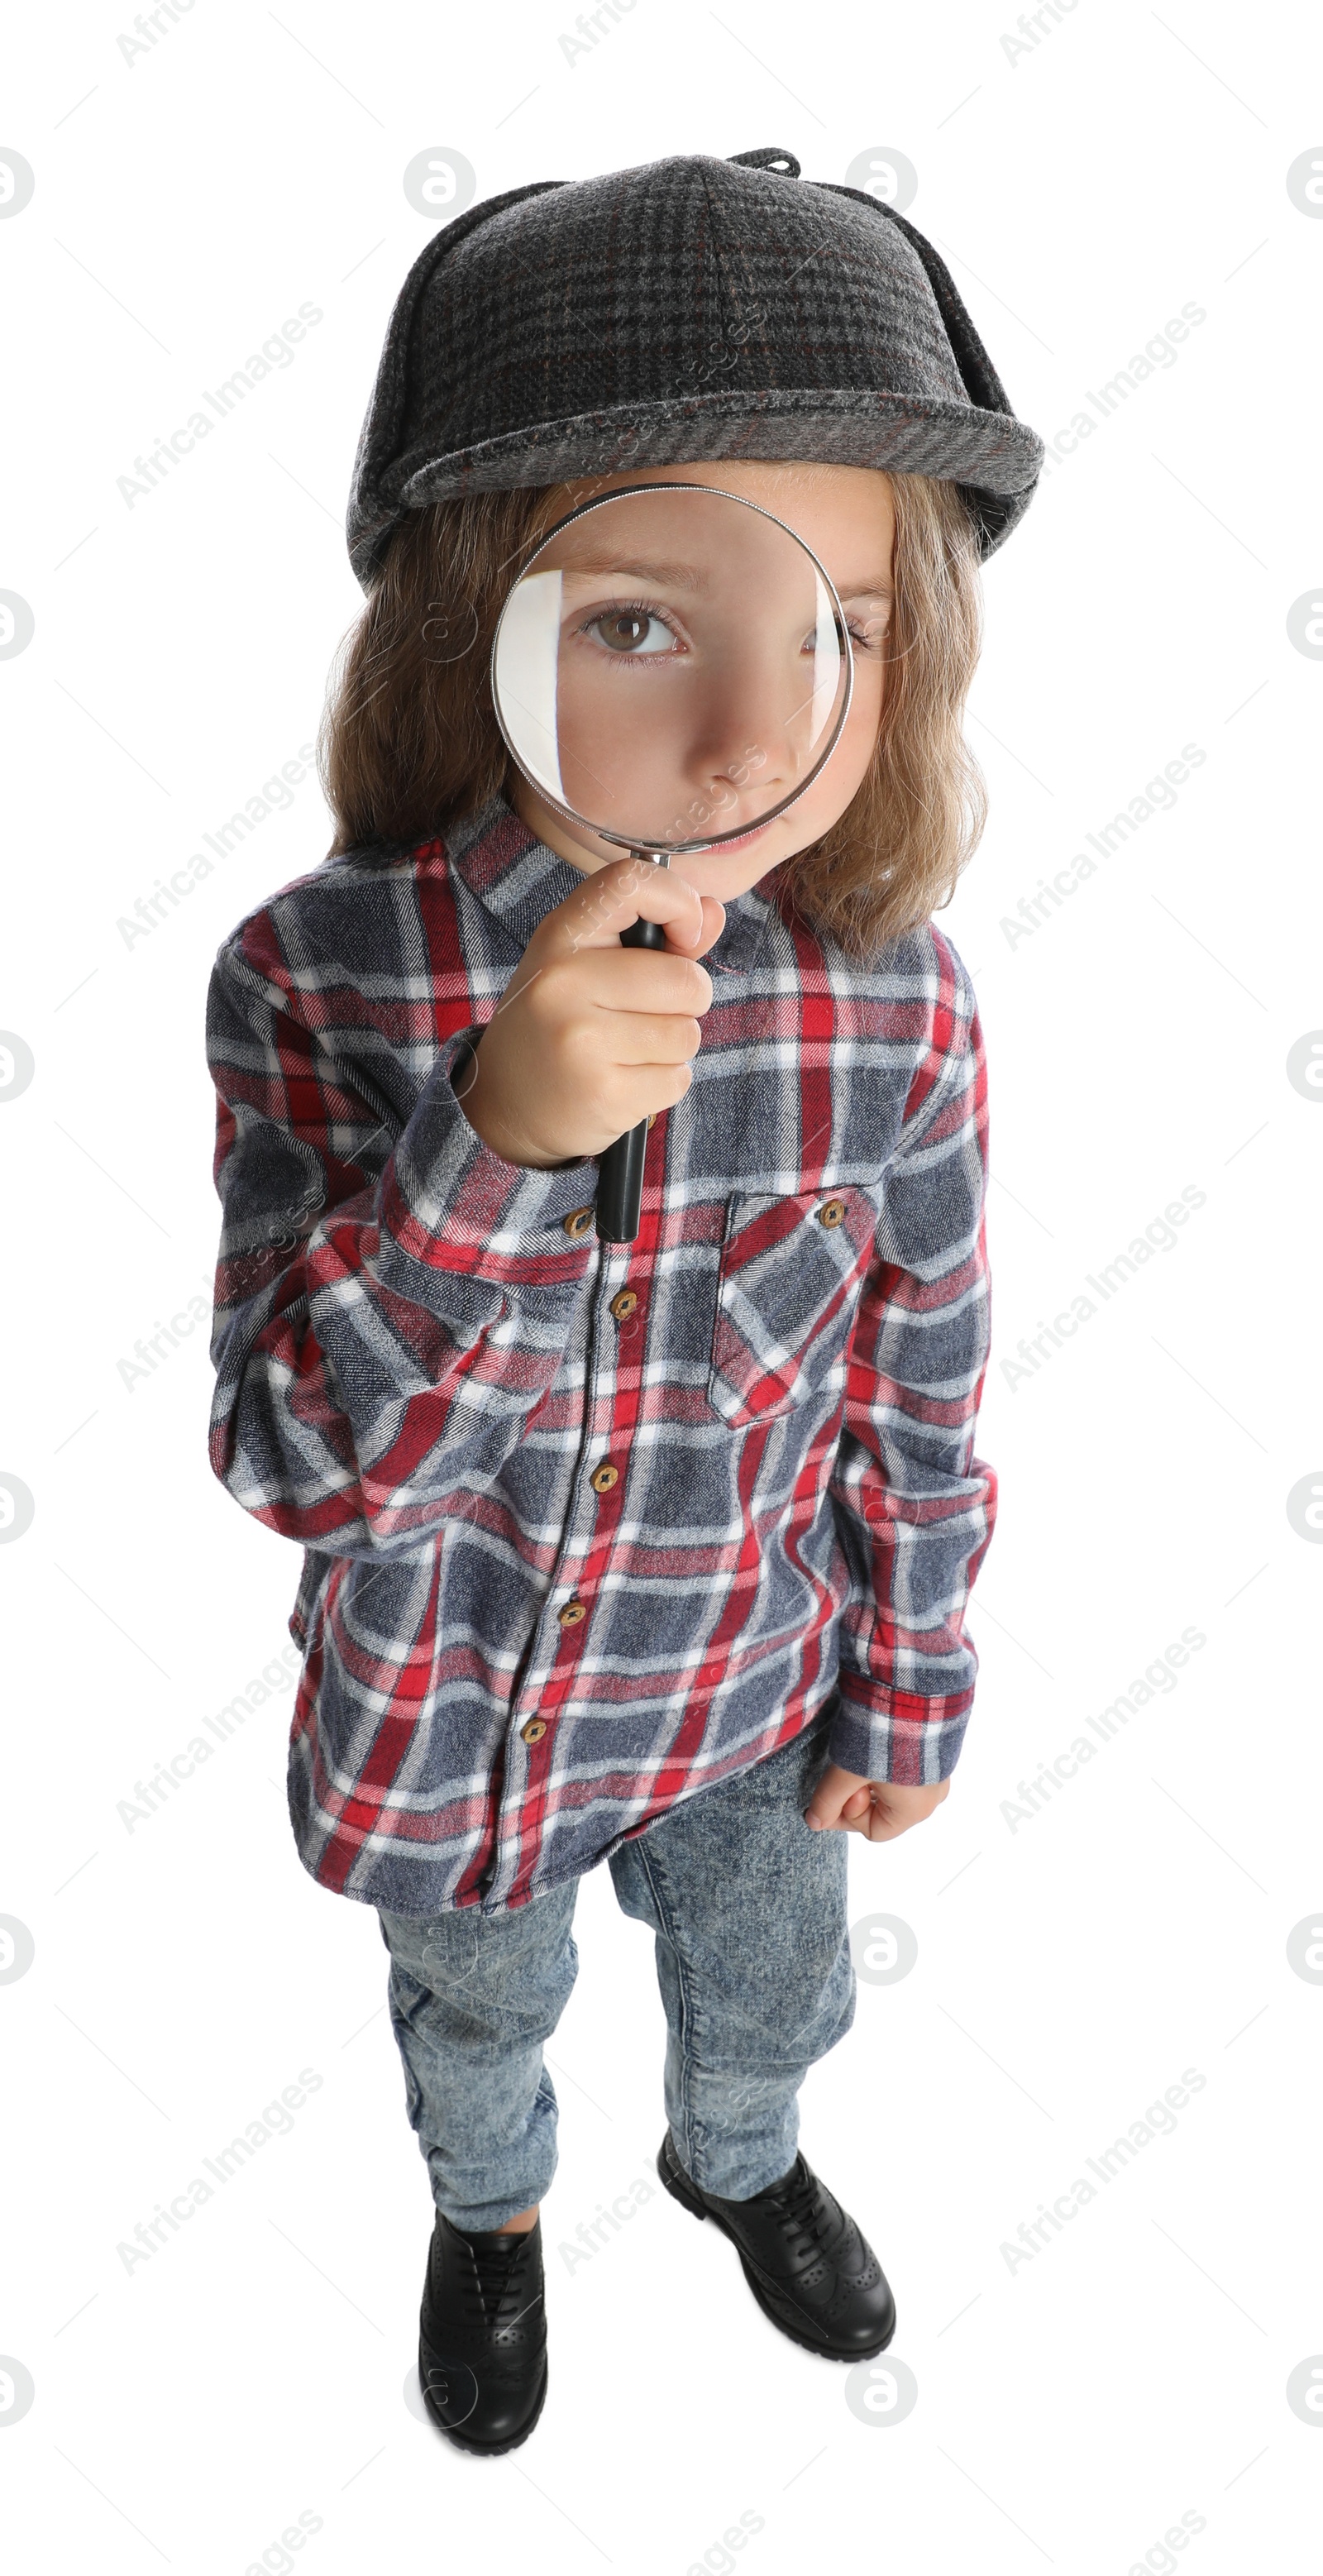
xmin=205 ymin=795 xmax=996 ymax=1914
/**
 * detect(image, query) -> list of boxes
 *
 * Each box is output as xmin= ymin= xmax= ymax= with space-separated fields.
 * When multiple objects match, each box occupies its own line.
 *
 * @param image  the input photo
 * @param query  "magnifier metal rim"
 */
xmin=489 ymin=480 xmax=857 ymax=858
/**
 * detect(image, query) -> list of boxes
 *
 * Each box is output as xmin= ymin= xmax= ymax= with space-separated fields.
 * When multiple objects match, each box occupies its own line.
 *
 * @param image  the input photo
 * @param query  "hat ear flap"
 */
xmin=816 ymin=184 xmax=1014 ymax=420
xmin=814 ymin=182 xmax=1034 ymax=553
xmin=348 ymin=179 xmax=565 ymax=581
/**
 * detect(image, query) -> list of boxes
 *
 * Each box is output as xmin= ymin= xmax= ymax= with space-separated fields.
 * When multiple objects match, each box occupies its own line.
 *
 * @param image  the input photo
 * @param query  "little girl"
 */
xmin=205 ymin=145 xmax=1042 ymax=2454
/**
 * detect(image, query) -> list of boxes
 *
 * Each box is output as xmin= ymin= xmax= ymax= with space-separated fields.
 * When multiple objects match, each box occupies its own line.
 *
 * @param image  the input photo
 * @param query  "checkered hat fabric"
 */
xmin=346 ymin=145 xmax=1044 ymax=589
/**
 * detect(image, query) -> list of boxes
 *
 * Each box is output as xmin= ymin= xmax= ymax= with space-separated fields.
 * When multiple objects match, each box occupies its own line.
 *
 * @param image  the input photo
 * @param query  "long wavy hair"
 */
xmin=318 ymin=471 xmax=987 ymax=963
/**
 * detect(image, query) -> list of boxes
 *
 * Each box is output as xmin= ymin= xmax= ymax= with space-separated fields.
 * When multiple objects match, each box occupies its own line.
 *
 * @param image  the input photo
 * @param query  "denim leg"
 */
xmin=608 ymin=1716 xmax=855 ymax=2200
xmin=376 ymin=1881 xmax=580 ymax=2231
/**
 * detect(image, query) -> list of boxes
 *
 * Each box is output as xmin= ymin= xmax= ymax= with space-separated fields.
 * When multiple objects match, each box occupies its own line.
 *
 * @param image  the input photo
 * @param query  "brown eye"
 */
xmin=600 ymin=613 xmax=649 ymax=651
xmin=587 ymin=609 xmax=676 ymax=656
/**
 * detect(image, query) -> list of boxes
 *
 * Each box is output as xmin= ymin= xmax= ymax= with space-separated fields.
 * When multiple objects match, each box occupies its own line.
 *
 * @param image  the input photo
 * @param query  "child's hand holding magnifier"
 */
xmin=456 ymin=858 xmax=725 ymax=1171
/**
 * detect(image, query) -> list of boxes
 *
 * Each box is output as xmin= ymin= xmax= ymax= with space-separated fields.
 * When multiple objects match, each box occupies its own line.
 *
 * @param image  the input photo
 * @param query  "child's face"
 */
xmin=507 ymin=459 xmax=896 ymax=902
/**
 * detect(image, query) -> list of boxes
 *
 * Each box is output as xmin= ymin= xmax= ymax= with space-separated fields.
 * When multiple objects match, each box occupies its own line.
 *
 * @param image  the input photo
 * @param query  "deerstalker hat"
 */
xmin=346 ymin=144 xmax=1044 ymax=590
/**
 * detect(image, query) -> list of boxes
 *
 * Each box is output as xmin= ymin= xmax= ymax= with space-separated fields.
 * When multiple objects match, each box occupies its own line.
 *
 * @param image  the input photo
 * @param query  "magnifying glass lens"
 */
xmin=490 ymin=484 xmax=853 ymax=855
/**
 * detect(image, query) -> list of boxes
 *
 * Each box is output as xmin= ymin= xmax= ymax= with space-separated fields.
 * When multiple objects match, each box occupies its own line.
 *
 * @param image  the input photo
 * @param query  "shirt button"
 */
xmin=520 ymin=1718 xmax=548 ymax=1744
xmin=609 ymin=1288 xmax=638 ymax=1321
xmin=818 ymin=1197 xmax=846 ymax=1228
xmin=557 ymin=1599 xmax=587 ymax=1627
xmin=589 ymin=1461 xmax=619 ymax=1493
xmin=563 ymin=1206 xmax=595 ymax=1238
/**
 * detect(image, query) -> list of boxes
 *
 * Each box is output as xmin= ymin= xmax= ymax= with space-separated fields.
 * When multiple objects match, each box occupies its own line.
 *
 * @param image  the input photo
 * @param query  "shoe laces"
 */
xmin=764 ymin=2159 xmax=833 ymax=2254
xmin=457 ymin=2230 xmax=537 ymax=2333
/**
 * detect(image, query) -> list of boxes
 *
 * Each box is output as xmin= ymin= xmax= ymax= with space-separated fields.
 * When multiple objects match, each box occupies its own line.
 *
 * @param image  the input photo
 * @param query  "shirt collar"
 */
xmin=442 ymin=793 xmax=781 ymax=975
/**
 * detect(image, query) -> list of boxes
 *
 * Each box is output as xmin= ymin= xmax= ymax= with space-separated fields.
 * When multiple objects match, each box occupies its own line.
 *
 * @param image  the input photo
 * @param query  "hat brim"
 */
xmin=349 ymin=385 xmax=1044 ymax=588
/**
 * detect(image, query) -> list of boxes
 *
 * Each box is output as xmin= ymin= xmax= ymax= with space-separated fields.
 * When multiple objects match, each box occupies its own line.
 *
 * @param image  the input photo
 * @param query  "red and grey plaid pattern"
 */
xmin=205 ymin=796 xmax=996 ymax=1914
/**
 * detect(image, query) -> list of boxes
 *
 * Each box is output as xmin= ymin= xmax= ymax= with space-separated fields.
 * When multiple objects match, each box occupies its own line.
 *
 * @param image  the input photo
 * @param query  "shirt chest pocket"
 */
xmin=706 ymin=1186 xmax=877 ymax=1431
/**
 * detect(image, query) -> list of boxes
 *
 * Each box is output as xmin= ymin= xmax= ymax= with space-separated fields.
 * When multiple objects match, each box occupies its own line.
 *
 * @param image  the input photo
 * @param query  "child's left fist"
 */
xmin=804 ymin=1764 xmax=949 ymax=1841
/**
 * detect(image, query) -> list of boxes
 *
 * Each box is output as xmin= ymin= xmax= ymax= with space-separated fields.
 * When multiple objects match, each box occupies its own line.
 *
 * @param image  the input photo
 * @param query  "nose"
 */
xmin=688 ymin=648 xmax=814 ymax=824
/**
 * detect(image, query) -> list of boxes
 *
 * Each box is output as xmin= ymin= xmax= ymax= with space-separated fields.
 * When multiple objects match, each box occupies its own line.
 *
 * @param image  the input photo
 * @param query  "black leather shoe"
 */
xmin=418 ymin=2210 xmax=547 ymax=2454
xmin=657 ymin=2128 xmax=896 ymax=2359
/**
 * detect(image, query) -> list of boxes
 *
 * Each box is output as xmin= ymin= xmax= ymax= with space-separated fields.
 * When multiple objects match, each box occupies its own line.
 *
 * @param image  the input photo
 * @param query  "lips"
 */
xmin=704 ymin=820 xmax=771 ymax=853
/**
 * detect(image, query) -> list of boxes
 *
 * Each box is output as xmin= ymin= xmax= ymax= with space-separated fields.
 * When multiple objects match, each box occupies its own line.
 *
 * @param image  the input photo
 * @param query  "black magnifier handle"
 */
xmin=595 ymin=853 xmax=669 ymax=1245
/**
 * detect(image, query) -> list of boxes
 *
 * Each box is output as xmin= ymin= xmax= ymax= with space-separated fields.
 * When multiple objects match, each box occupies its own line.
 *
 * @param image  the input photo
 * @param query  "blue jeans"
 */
xmin=376 ymin=1717 xmax=855 ymax=2230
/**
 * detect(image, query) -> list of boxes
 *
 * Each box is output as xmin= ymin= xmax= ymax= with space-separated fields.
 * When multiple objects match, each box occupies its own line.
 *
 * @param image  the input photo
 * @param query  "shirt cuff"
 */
xmin=828 ymin=1679 xmax=972 ymax=1785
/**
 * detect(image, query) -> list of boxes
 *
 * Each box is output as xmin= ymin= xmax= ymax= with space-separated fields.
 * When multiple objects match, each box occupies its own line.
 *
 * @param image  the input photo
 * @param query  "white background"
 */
xmin=2 ymin=2 xmax=1321 ymax=2569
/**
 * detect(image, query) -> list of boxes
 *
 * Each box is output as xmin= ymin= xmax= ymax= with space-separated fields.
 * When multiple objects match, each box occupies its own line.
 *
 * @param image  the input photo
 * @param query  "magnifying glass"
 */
xmin=490 ymin=483 xmax=855 ymax=1243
